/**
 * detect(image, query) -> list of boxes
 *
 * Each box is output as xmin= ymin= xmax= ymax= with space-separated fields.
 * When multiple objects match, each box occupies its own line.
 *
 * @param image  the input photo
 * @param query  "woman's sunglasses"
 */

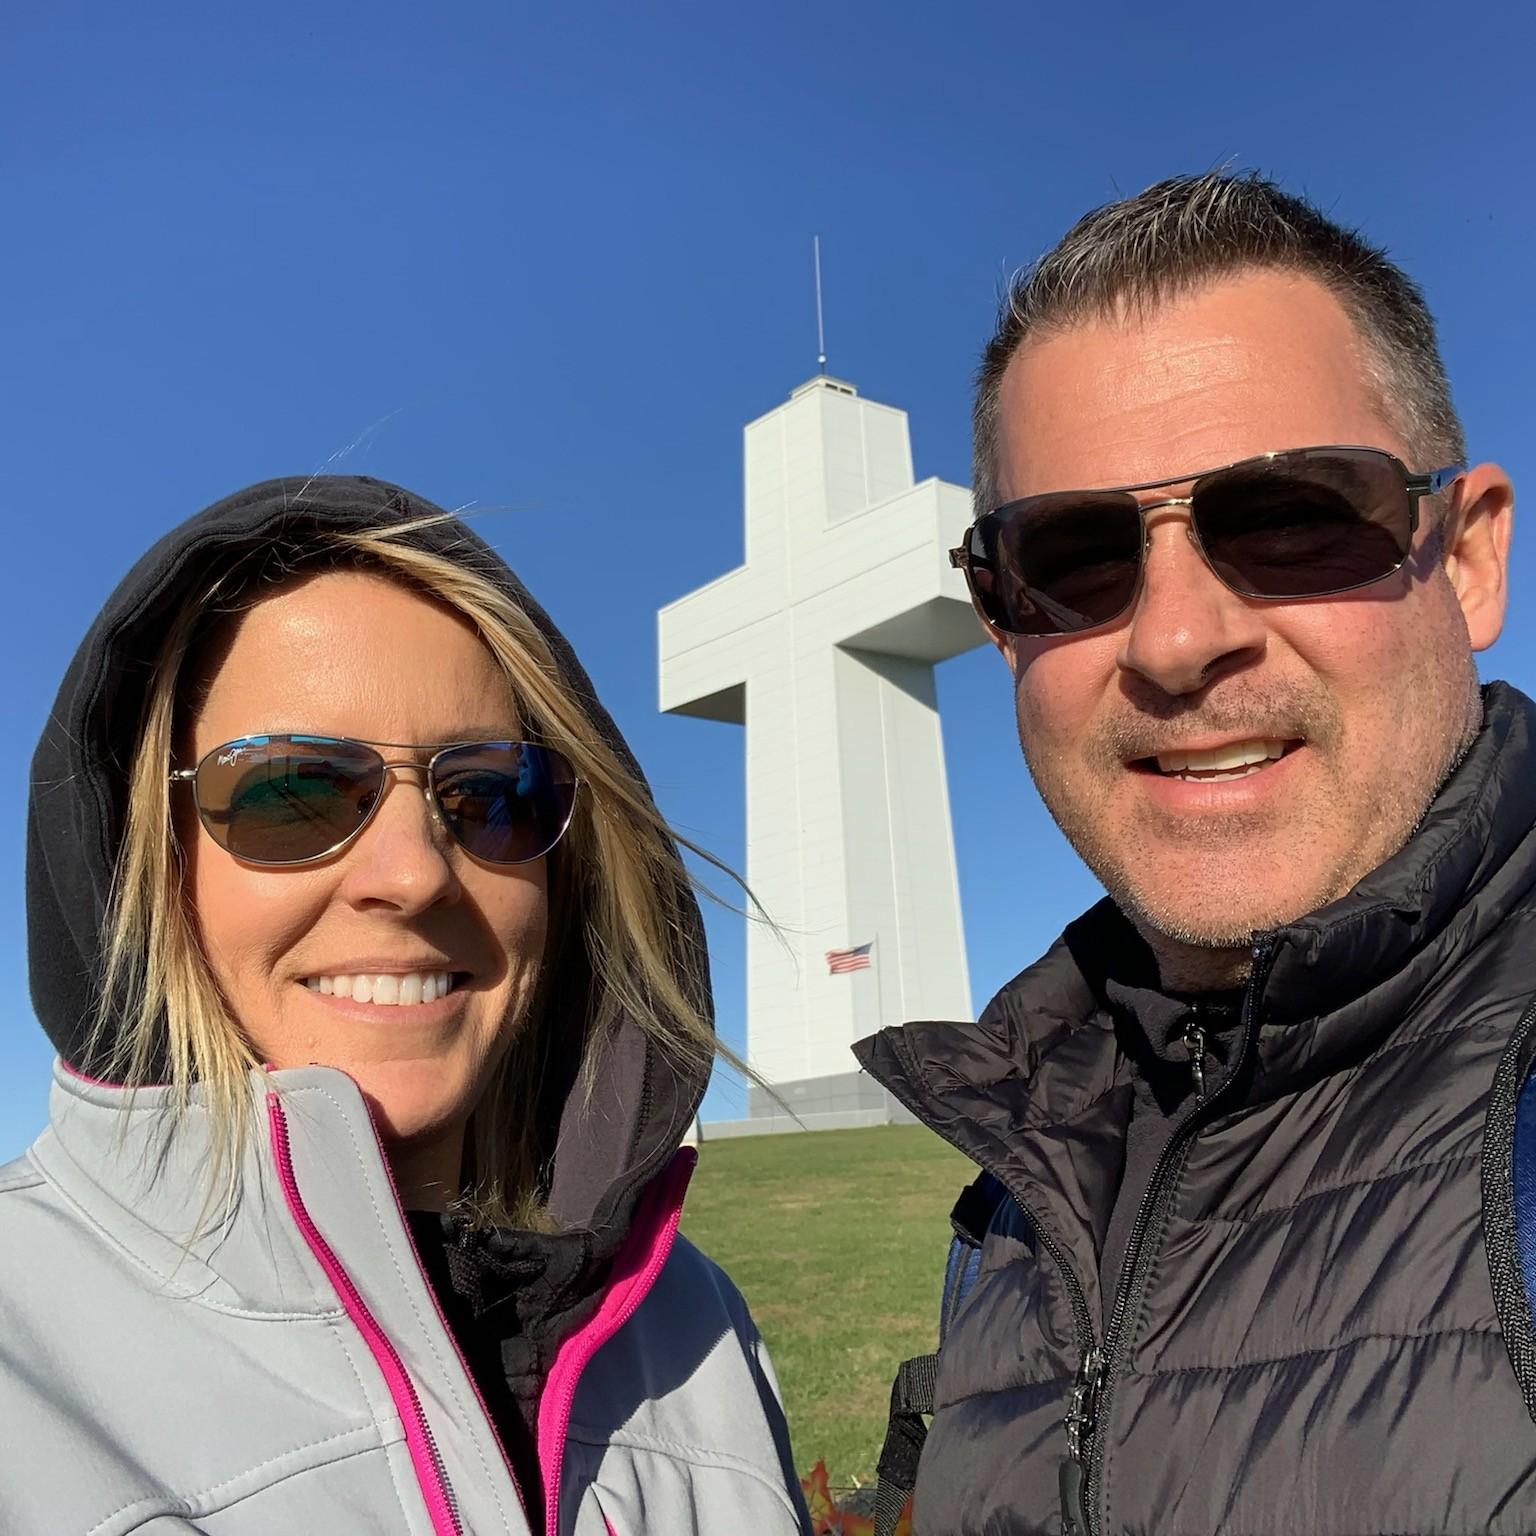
xmin=950 ymin=445 xmax=1465 ymax=638
xmin=171 ymin=734 xmax=579 ymax=867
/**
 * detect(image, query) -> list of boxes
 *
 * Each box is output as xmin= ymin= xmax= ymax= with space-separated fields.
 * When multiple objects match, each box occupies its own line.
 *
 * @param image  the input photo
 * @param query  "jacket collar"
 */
xmin=33 ymin=1061 xmax=412 ymax=1315
xmin=33 ymin=1059 xmax=637 ymax=1328
xmin=34 ymin=1062 xmax=384 ymax=1314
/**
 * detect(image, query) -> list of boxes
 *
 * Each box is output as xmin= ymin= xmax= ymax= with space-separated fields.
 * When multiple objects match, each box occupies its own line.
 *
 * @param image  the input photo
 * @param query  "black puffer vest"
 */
xmin=856 ymin=682 xmax=1536 ymax=1536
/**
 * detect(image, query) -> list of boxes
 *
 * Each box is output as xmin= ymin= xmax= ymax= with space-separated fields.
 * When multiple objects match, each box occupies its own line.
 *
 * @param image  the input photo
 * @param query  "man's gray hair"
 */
xmin=972 ymin=171 xmax=1467 ymax=516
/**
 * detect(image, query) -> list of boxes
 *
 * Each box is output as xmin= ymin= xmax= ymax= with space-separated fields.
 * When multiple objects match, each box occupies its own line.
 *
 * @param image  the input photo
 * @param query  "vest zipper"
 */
xmin=1184 ymin=1022 xmax=1208 ymax=1103
xmin=1074 ymin=939 xmax=1276 ymax=1535
xmin=1060 ymin=1346 xmax=1104 ymax=1536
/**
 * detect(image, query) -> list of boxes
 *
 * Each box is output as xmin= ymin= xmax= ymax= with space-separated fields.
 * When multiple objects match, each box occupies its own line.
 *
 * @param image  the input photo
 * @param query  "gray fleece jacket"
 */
xmin=4 ymin=476 xmax=811 ymax=1536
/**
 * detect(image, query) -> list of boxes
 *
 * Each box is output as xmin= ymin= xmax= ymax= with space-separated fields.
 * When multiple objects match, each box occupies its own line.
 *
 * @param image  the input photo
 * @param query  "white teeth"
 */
xmin=1155 ymin=739 xmax=1288 ymax=775
xmin=305 ymin=971 xmax=455 ymax=1006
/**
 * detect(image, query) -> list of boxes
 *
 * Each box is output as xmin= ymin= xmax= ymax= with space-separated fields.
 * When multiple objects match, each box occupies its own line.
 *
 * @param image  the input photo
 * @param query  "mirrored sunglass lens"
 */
xmin=1194 ymin=450 xmax=1411 ymax=599
xmin=196 ymin=737 xmax=383 ymax=862
xmin=431 ymin=743 xmax=577 ymax=864
xmin=977 ymin=493 xmax=1143 ymax=635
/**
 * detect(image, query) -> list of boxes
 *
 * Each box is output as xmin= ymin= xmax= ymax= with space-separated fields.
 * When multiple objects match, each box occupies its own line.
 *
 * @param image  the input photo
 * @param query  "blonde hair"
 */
xmin=92 ymin=517 xmax=734 ymax=1226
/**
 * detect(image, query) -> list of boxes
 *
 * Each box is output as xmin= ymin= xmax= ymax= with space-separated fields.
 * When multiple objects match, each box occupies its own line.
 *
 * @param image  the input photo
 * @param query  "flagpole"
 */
xmin=871 ymin=934 xmax=895 ymax=1124
xmin=872 ymin=932 xmax=885 ymax=1029
xmin=813 ymin=234 xmax=827 ymax=373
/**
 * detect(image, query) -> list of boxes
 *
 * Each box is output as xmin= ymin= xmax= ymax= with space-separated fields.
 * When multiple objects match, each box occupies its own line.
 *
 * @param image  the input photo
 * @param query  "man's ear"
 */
xmin=1440 ymin=463 xmax=1515 ymax=652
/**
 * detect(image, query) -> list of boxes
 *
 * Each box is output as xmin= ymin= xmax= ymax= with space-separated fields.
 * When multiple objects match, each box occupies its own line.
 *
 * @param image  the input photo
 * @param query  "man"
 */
xmin=855 ymin=172 xmax=1533 ymax=1535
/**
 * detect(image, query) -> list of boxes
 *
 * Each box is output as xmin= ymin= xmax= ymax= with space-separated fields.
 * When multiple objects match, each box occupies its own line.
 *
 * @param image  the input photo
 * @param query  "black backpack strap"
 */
xmin=873 ymin=1173 xmax=1011 ymax=1533
xmin=874 ymin=1353 xmax=938 ymax=1536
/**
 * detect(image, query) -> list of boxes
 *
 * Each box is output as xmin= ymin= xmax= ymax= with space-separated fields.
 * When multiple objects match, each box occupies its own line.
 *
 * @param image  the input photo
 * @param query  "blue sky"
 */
xmin=2 ymin=1 xmax=1532 ymax=1156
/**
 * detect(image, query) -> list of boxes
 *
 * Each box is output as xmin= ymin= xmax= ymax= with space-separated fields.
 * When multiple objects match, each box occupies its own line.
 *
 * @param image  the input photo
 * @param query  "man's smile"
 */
xmin=1130 ymin=736 xmax=1303 ymax=783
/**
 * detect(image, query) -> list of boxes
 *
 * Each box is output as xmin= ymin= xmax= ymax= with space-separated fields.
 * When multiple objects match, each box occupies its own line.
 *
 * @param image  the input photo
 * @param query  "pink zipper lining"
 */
xmin=536 ymin=1147 xmax=697 ymax=1536
xmin=268 ymin=1091 xmax=462 ymax=1536
xmin=351 ymin=1081 xmax=530 ymax=1524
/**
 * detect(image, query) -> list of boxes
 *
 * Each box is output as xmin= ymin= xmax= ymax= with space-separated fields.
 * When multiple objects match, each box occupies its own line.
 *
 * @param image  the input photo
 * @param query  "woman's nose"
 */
xmin=337 ymin=766 xmax=463 ymax=914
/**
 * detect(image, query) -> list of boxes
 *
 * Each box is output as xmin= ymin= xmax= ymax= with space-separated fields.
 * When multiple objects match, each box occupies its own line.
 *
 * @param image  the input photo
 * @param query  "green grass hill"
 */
xmin=681 ymin=1123 xmax=975 ymax=1491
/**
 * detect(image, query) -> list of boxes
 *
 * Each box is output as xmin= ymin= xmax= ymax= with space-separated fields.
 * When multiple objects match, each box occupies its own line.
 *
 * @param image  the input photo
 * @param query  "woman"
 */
xmin=5 ymin=476 xmax=810 ymax=1536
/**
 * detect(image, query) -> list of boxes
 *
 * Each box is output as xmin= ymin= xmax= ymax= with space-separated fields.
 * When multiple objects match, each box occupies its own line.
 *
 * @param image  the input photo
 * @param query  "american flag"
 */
xmin=826 ymin=942 xmax=873 ymax=975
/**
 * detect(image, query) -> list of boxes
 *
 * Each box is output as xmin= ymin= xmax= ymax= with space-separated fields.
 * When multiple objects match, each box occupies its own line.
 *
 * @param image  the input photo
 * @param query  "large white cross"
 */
xmin=659 ymin=376 xmax=985 ymax=1123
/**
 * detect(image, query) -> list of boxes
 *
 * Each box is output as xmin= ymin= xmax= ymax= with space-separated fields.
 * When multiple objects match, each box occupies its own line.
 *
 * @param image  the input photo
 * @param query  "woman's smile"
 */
xmin=302 ymin=969 xmax=465 ymax=1005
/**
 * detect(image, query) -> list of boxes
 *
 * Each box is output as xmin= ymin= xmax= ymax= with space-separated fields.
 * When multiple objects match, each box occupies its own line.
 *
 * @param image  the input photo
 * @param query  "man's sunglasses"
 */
xmin=171 ymin=735 xmax=579 ymax=867
xmin=949 ymin=445 xmax=1465 ymax=638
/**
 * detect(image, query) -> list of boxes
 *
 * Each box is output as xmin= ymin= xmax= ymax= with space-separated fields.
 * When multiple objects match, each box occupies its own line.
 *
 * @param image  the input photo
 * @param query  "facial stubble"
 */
xmin=1015 ymin=657 xmax=1482 ymax=989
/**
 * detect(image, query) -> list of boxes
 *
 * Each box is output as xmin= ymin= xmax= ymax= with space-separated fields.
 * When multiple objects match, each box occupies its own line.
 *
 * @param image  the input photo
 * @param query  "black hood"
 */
xmin=27 ymin=475 xmax=710 ymax=1238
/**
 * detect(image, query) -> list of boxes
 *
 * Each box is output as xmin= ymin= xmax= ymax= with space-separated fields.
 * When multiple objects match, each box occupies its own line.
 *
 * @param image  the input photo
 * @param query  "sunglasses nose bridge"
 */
xmin=1133 ymin=494 xmax=1207 ymax=568
xmin=369 ymin=758 xmax=452 ymax=843
xmin=1137 ymin=493 xmax=1195 ymax=521
xmin=376 ymin=758 xmax=430 ymax=781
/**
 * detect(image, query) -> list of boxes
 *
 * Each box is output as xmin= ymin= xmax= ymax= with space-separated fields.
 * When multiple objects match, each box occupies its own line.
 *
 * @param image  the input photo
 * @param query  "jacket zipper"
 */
xmin=353 ymin=1090 xmax=531 ymax=1527
xmin=537 ymin=1147 xmax=695 ymax=1536
xmin=268 ymin=1093 xmax=465 ymax=1536
xmin=1077 ymin=938 xmax=1277 ymax=1535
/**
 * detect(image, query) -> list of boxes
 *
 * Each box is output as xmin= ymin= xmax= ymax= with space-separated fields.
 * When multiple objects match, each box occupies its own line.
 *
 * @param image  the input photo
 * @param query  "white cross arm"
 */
xmin=658 ymin=476 xmax=986 ymax=723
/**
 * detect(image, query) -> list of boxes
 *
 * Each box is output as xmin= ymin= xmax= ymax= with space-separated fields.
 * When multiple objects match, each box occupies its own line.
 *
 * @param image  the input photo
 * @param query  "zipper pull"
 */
xmin=1060 ymin=1346 xmax=1103 ymax=1536
xmin=1183 ymin=1021 xmax=1207 ymax=1103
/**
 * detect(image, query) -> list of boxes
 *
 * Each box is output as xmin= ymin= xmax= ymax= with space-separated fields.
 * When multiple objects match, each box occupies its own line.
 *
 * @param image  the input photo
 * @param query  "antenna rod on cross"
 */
xmin=813 ymin=234 xmax=827 ymax=373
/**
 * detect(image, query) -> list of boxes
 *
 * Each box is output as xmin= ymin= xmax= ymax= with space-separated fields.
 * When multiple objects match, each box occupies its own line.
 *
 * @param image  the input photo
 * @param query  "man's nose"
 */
xmin=1116 ymin=509 xmax=1267 ymax=696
